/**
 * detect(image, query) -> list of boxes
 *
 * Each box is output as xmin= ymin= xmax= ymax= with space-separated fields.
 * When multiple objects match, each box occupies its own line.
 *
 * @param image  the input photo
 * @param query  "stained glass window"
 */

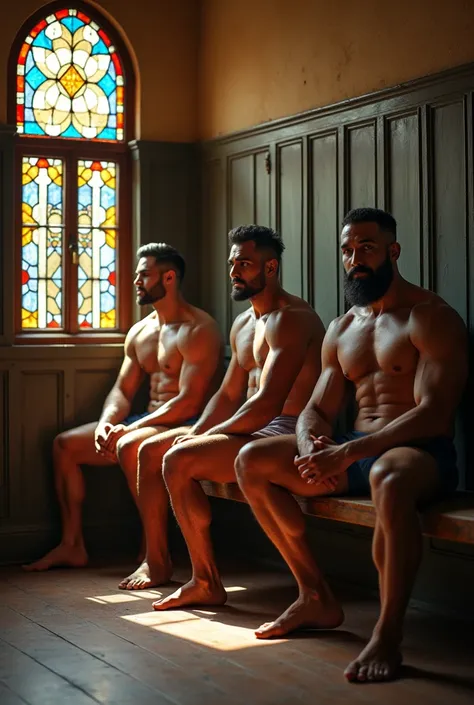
xmin=17 ymin=8 xmax=124 ymax=141
xmin=22 ymin=157 xmax=63 ymax=329
xmin=77 ymin=160 xmax=118 ymax=328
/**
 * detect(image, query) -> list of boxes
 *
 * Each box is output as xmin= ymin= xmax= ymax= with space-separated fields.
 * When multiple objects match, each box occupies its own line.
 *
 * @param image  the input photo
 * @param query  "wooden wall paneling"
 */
xmin=73 ymin=367 xmax=122 ymax=427
xmin=201 ymin=159 xmax=228 ymax=332
xmin=431 ymin=98 xmax=468 ymax=321
xmin=431 ymin=97 xmax=469 ymax=489
xmin=277 ymin=140 xmax=304 ymax=297
xmin=386 ymin=111 xmax=423 ymax=285
xmin=346 ymin=121 xmax=377 ymax=210
xmin=337 ymin=127 xmax=347 ymax=316
xmin=228 ymin=153 xmax=255 ymax=325
xmin=310 ymin=130 xmax=339 ymax=327
xmin=0 ymin=369 xmax=8 ymax=518
xmin=14 ymin=368 xmax=64 ymax=525
xmin=255 ymin=150 xmax=271 ymax=227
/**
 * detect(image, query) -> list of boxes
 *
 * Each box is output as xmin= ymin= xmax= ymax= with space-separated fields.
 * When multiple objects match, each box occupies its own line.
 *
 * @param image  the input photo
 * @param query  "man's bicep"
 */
xmin=113 ymin=351 xmax=144 ymax=399
xmin=306 ymin=363 xmax=346 ymax=423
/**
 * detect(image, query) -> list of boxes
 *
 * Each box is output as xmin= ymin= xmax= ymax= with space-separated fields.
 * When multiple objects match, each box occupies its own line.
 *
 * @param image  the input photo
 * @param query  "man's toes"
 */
xmin=357 ymin=665 xmax=369 ymax=682
xmin=344 ymin=660 xmax=359 ymax=682
xmin=118 ymin=579 xmax=130 ymax=590
xmin=367 ymin=663 xmax=377 ymax=681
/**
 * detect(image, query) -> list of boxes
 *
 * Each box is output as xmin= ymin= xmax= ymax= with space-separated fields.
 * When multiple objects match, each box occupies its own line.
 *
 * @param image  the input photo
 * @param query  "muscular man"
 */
xmin=126 ymin=225 xmax=325 ymax=597
xmin=234 ymin=208 xmax=468 ymax=682
xmin=25 ymin=243 xmax=222 ymax=573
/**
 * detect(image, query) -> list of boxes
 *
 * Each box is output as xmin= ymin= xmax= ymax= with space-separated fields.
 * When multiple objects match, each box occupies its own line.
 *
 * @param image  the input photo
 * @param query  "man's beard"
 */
xmin=231 ymin=270 xmax=266 ymax=301
xmin=344 ymin=255 xmax=394 ymax=307
xmin=137 ymin=277 xmax=166 ymax=306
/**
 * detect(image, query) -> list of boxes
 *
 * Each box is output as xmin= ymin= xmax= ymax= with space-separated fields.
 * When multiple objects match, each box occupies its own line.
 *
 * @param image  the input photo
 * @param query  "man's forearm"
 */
xmin=207 ymin=397 xmax=278 ymax=436
xmin=99 ymin=390 xmax=132 ymax=425
xmin=191 ymin=390 xmax=242 ymax=434
xmin=344 ymin=405 xmax=447 ymax=463
xmin=296 ymin=408 xmax=332 ymax=456
xmin=128 ymin=396 xmax=199 ymax=430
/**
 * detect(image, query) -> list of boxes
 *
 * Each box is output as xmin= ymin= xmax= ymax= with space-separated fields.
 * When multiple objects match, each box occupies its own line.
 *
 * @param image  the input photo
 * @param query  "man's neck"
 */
xmin=152 ymin=293 xmax=186 ymax=324
xmin=249 ymin=284 xmax=286 ymax=318
xmin=360 ymin=273 xmax=407 ymax=316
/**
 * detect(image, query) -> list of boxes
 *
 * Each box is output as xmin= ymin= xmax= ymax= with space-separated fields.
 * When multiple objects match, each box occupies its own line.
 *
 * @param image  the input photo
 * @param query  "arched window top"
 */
xmin=17 ymin=7 xmax=125 ymax=141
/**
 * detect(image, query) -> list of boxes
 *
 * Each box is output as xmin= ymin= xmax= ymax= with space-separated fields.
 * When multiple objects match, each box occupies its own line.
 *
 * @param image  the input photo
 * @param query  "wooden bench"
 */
xmin=202 ymin=482 xmax=474 ymax=545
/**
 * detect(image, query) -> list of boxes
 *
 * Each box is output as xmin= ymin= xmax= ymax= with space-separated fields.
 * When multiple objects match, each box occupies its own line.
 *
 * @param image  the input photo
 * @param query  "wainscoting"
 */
xmin=200 ymin=62 xmax=474 ymax=490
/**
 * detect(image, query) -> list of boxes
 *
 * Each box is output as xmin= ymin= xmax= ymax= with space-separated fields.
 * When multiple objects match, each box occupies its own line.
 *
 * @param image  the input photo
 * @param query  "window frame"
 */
xmin=8 ymin=1 xmax=135 ymax=344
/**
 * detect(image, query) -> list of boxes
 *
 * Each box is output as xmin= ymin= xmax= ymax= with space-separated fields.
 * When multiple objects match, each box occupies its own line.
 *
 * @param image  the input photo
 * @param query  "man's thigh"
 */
xmin=240 ymin=434 xmax=349 ymax=497
xmin=57 ymin=422 xmax=115 ymax=466
xmin=166 ymin=433 xmax=256 ymax=483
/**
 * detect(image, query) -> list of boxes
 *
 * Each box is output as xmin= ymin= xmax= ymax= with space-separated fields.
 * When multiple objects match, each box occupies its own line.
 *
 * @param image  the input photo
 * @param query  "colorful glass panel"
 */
xmin=21 ymin=156 xmax=63 ymax=329
xmin=17 ymin=8 xmax=124 ymax=140
xmin=77 ymin=160 xmax=117 ymax=329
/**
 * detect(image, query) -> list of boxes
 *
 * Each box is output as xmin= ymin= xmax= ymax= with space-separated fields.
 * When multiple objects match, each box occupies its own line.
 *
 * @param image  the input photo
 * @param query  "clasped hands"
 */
xmin=294 ymin=435 xmax=348 ymax=491
xmin=95 ymin=422 xmax=129 ymax=461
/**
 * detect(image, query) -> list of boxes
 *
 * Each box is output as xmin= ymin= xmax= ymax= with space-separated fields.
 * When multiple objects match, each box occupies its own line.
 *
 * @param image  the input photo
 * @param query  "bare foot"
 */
xmin=118 ymin=560 xmax=172 ymax=590
xmin=153 ymin=577 xmax=227 ymax=611
xmin=255 ymin=588 xmax=344 ymax=639
xmin=23 ymin=543 xmax=88 ymax=572
xmin=344 ymin=633 xmax=402 ymax=682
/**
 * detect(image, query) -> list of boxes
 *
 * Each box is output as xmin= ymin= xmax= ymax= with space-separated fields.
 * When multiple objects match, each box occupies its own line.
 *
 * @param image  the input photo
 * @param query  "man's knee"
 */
xmin=53 ymin=428 xmax=79 ymax=457
xmin=235 ymin=442 xmax=273 ymax=487
xmin=137 ymin=438 xmax=166 ymax=476
xmin=162 ymin=445 xmax=193 ymax=486
xmin=370 ymin=459 xmax=411 ymax=520
xmin=116 ymin=434 xmax=135 ymax=464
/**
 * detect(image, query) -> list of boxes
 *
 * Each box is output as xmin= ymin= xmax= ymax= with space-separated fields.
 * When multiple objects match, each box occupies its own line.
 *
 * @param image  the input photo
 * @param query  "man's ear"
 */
xmin=390 ymin=242 xmax=401 ymax=262
xmin=164 ymin=269 xmax=176 ymax=286
xmin=266 ymin=258 xmax=278 ymax=278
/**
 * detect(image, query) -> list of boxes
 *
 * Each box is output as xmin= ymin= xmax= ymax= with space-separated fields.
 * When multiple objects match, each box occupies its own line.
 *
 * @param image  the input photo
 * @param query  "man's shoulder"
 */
xmin=126 ymin=313 xmax=157 ymax=339
xmin=267 ymin=296 xmax=322 ymax=326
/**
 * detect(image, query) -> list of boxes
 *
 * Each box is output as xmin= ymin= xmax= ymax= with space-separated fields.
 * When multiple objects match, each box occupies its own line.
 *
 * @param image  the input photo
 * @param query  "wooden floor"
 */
xmin=1 ymin=561 xmax=473 ymax=705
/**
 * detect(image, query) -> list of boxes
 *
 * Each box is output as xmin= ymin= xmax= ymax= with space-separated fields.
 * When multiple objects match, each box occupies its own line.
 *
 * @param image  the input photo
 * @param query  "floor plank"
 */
xmin=1 ymin=562 xmax=473 ymax=705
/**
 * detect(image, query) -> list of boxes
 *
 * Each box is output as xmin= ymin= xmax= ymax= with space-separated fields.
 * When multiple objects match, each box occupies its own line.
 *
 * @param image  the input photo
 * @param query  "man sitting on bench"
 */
xmin=234 ymin=208 xmax=468 ymax=682
xmin=26 ymin=243 xmax=222 ymax=574
xmin=127 ymin=225 xmax=326 ymax=596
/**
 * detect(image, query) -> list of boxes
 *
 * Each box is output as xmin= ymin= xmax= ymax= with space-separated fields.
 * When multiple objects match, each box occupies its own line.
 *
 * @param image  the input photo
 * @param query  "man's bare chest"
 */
xmin=135 ymin=325 xmax=183 ymax=377
xmin=235 ymin=320 xmax=269 ymax=372
xmin=337 ymin=318 xmax=418 ymax=380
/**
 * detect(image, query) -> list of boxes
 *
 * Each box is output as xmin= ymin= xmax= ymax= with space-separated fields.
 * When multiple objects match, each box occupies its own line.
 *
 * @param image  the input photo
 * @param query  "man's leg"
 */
xmin=344 ymin=447 xmax=440 ymax=683
xmin=235 ymin=435 xmax=346 ymax=638
xmin=119 ymin=426 xmax=191 ymax=590
xmin=24 ymin=422 xmax=115 ymax=571
xmin=115 ymin=426 xmax=168 ymax=504
xmin=152 ymin=434 xmax=254 ymax=610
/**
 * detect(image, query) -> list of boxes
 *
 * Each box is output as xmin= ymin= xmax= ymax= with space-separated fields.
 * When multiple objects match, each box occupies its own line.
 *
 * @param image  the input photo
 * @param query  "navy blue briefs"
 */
xmin=335 ymin=431 xmax=458 ymax=496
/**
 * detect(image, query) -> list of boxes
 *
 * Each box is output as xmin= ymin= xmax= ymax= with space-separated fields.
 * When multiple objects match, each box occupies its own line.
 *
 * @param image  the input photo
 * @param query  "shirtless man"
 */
xmin=126 ymin=225 xmax=325 ymax=599
xmin=25 ymin=243 xmax=222 ymax=573
xmin=234 ymin=208 xmax=468 ymax=682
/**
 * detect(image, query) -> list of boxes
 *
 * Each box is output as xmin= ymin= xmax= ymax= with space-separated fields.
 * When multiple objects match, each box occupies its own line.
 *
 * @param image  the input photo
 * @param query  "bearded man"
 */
xmin=234 ymin=208 xmax=467 ymax=683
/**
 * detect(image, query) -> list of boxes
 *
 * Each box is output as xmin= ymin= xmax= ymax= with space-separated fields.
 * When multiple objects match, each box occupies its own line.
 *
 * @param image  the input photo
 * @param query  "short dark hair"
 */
xmin=136 ymin=242 xmax=185 ymax=281
xmin=342 ymin=208 xmax=397 ymax=241
xmin=228 ymin=224 xmax=285 ymax=262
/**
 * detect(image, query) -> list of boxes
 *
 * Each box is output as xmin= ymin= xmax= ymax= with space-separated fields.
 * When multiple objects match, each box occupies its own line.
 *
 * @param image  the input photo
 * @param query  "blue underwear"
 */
xmin=337 ymin=431 xmax=458 ymax=496
xmin=123 ymin=412 xmax=200 ymax=427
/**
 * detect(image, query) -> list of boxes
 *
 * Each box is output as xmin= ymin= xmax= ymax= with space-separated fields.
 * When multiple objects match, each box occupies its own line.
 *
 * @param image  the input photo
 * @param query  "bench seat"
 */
xmin=201 ymin=482 xmax=474 ymax=545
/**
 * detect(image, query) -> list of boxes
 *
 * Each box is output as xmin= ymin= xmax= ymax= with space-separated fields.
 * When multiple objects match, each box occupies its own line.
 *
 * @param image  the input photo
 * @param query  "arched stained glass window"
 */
xmin=17 ymin=8 xmax=124 ymax=141
xmin=11 ymin=3 xmax=134 ymax=339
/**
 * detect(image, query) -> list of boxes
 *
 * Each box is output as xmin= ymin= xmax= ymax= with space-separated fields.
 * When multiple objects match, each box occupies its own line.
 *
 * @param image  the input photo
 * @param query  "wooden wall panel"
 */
xmin=278 ymin=141 xmax=304 ymax=296
xmin=74 ymin=369 xmax=120 ymax=427
xmin=201 ymin=159 xmax=228 ymax=332
xmin=13 ymin=371 xmax=63 ymax=525
xmin=0 ymin=370 xmax=7 ymax=518
xmin=347 ymin=122 xmax=377 ymax=209
xmin=310 ymin=132 xmax=339 ymax=327
xmin=387 ymin=113 xmax=423 ymax=285
xmin=432 ymin=100 xmax=468 ymax=322
xmin=255 ymin=151 xmax=271 ymax=227
xmin=229 ymin=154 xmax=255 ymax=322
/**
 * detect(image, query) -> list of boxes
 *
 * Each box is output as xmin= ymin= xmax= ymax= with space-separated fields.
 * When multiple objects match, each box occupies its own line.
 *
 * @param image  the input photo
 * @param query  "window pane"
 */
xmin=77 ymin=160 xmax=118 ymax=329
xmin=17 ymin=8 xmax=124 ymax=141
xmin=22 ymin=156 xmax=63 ymax=329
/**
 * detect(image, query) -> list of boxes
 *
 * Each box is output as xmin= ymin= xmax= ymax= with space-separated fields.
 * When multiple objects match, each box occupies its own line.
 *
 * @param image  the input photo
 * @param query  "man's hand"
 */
xmin=95 ymin=421 xmax=113 ymax=454
xmin=172 ymin=432 xmax=196 ymax=447
xmin=100 ymin=424 xmax=129 ymax=457
xmin=294 ymin=435 xmax=348 ymax=490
